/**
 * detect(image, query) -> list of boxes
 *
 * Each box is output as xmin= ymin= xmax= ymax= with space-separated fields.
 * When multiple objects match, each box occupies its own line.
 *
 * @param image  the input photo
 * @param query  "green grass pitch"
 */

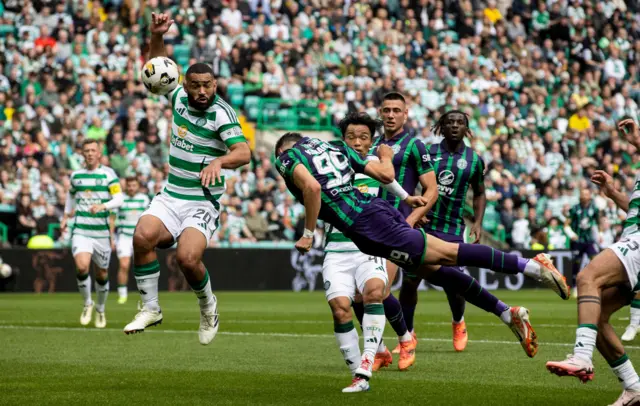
xmin=0 ymin=290 xmax=634 ymax=405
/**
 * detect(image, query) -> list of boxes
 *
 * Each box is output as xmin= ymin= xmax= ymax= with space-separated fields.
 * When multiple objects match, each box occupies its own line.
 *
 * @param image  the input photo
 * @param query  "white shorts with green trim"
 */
xmin=141 ymin=192 xmax=218 ymax=244
xmin=322 ymin=251 xmax=388 ymax=302
xmin=71 ymin=234 xmax=112 ymax=269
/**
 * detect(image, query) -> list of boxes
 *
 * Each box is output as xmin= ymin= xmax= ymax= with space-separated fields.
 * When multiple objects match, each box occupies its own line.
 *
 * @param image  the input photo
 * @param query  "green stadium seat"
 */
xmin=244 ymin=96 xmax=261 ymax=120
xmin=0 ymin=25 xmax=15 ymax=37
xmin=173 ymin=44 xmax=191 ymax=69
xmin=226 ymin=83 xmax=244 ymax=108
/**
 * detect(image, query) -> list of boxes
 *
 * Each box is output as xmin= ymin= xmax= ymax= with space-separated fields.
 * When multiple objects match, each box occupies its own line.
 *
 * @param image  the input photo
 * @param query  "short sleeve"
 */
xmin=472 ymin=155 xmax=486 ymax=187
xmin=411 ymin=139 xmax=433 ymax=176
xmin=275 ymin=150 xmax=301 ymax=180
xmin=215 ymin=98 xmax=247 ymax=147
xmin=168 ymin=85 xmax=182 ymax=107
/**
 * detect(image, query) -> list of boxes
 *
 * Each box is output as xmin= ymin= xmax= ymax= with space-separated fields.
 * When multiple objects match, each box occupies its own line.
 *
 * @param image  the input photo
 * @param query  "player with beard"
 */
xmin=123 ymin=13 xmax=251 ymax=344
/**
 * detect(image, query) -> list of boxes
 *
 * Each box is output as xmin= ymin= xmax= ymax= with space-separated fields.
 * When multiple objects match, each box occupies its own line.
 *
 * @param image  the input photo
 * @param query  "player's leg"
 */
xmin=570 ymin=242 xmax=582 ymax=298
xmin=546 ymin=247 xmax=631 ymax=381
xmin=116 ymin=235 xmax=133 ymax=304
xmin=623 ymin=293 xmax=640 ymax=342
xmin=426 ymin=264 xmax=538 ymax=357
xmin=91 ymin=239 xmax=112 ymax=328
xmin=343 ymin=256 xmax=388 ymax=392
xmin=596 ymin=287 xmax=640 ymax=405
xmin=419 ymin=234 xmax=570 ymax=300
xmin=124 ymin=210 xmax=174 ymax=334
xmin=72 ymin=235 xmax=95 ymax=326
xmin=175 ymin=227 xmax=218 ymax=345
xmin=382 ymin=261 xmax=414 ymax=356
xmin=323 ymin=253 xmax=362 ymax=378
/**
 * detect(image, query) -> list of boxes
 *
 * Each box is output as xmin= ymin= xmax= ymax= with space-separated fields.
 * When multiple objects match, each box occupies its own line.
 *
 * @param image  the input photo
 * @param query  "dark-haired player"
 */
xmin=322 ymin=112 xmax=427 ymax=391
xmin=275 ymin=132 xmax=569 ymax=390
xmin=123 ymin=12 xmax=251 ymax=344
xmin=370 ymin=91 xmax=439 ymax=368
xmin=401 ymin=110 xmax=510 ymax=352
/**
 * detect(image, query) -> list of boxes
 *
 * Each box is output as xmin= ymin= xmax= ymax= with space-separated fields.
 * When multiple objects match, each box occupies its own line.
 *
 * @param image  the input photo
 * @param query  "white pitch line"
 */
xmin=1 ymin=324 xmax=640 ymax=349
xmin=0 ymin=319 xmax=619 ymax=329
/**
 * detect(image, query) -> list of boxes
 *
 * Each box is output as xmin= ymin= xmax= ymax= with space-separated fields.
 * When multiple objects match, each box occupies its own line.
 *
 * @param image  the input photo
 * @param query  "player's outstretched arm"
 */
xmin=148 ymin=12 xmax=174 ymax=58
xmin=362 ymin=145 xmax=394 ymax=183
xmin=592 ymin=170 xmax=629 ymax=212
xmin=292 ymin=165 xmax=321 ymax=253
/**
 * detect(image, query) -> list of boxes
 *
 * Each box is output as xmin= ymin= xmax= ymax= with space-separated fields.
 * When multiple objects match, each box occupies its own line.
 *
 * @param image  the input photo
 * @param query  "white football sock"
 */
xmin=334 ymin=321 xmax=361 ymax=375
xmin=134 ymin=261 xmax=161 ymax=312
xmin=95 ymin=279 xmax=109 ymax=313
xmin=611 ymin=355 xmax=640 ymax=391
xmin=631 ymin=307 xmax=640 ymax=327
xmin=362 ymin=304 xmax=385 ymax=360
xmin=500 ymin=308 xmax=512 ymax=325
xmin=117 ymin=285 xmax=127 ymax=298
xmin=574 ymin=325 xmax=597 ymax=362
xmin=77 ymin=274 xmax=92 ymax=305
xmin=190 ymin=271 xmax=215 ymax=310
xmin=523 ymin=260 xmax=541 ymax=279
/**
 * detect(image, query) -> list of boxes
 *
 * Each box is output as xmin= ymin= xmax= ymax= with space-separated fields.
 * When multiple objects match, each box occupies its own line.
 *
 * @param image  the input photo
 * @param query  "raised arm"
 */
xmin=591 ymin=170 xmax=629 ymax=212
xmin=362 ymin=144 xmax=395 ymax=183
xmin=148 ymin=13 xmax=174 ymax=59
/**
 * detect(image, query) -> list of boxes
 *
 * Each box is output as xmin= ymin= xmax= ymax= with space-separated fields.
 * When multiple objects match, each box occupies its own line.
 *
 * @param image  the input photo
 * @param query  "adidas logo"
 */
xmin=139 ymin=289 xmax=147 ymax=295
xmin=177 ymin=108 xmax=186 ymax=115
xmin=198 ymin=222 xmax=207 ymax=230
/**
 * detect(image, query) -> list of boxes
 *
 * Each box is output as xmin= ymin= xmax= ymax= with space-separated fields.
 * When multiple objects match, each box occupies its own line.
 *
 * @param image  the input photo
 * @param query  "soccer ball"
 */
xmin=141 ymin=57 xmax=180 ymax=96
xmin=0 ymin=263 xmax=12 ymax=279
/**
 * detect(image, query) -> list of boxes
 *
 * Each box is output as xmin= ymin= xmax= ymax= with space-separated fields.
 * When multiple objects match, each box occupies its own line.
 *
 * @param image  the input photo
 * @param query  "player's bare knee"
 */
xmin=576 ymin=269 xmax=595 ymax=291
xmin=176 ymin=249 xmax=201 ymax=272
xmin=95 ymin=268 xmax=108 ymax=281
xmin=362 ymin=278 xmax=385 ymax=303
xmin=133 ymin=227 xmax=157 ymax=253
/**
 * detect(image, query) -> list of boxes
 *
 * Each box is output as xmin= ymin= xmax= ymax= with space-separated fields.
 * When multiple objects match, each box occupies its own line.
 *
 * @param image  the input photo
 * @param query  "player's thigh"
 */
xmin=581 ymin=241 xmax=638 ymax=290
xmin=90 ymin=239 xmax=112 ymax=272
xmin=423 ymin=233 xmax=459 ymax=266
xmin=137 ymin=195 xmax=179 ymax=249
xmin=72 ymin=235 xmax=94 ymax=271
xmin=355 ymin=254 xmax=387 ymax=300
xmin=322 ymin=252 xmax=358 ymax=303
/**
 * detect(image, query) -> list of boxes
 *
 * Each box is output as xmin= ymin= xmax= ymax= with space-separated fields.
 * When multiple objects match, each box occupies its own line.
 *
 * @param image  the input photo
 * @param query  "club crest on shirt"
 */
xmin=95 ymin=178 xmax=103 ymax=185
xmin=195 ymin=117 xmax=207 ymax=126
xmin=438 ymin=170 xmax=455 ymax=186
xmin=177 ymin=125 xmax=188 ymax=138
xmin=392 ymin=144 xmax=401 ymax=154
xmin=457 ymin=158 xmax=468 ymax=170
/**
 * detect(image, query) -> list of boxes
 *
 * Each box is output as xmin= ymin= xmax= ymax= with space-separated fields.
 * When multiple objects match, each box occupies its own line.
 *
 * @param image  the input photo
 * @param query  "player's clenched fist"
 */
xmin=200 ymin=160 xmax=223 ymax=187
xmin=295 ymin=236 xmax=313 ymax=253
xmin=376 ymin=144 xmax=394 ymax=160
xmin=150 ymin=12 xmax=174 ymax=35
xmin=591 ymin=170 xmax=615 ymax=197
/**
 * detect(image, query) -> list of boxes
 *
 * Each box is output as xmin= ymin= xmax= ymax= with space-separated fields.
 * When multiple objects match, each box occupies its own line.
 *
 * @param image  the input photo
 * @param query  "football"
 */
xmin=0 ymin=263 xmax=12 ymax=279
xmin=141 ymin=57 xmax=180 ymax=96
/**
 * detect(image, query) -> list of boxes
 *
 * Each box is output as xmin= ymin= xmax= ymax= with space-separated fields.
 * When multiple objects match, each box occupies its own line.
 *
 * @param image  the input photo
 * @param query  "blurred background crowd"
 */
xmin=0 ymin=0 xmax=638 ymax=250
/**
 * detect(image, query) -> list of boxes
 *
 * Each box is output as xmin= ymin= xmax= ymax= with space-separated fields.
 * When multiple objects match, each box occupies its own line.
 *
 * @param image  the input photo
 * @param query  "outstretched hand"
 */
xmin=150 ymin=12 xmax=174 ymax=36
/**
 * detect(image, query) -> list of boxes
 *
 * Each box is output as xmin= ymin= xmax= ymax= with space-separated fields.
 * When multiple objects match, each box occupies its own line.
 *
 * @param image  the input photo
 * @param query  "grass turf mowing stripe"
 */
xmin=2 ymin=325 xmax=639 ymax=349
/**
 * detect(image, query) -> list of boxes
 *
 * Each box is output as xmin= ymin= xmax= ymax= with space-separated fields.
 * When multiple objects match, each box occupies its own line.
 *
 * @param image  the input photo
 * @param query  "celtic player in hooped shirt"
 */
xmin=275 ymin=132 xmax=570 ymax=389
xmin=123 ymin=12 xmax=251 ymax=345
xmin=547 ymin=119 xmax=640 ymax=406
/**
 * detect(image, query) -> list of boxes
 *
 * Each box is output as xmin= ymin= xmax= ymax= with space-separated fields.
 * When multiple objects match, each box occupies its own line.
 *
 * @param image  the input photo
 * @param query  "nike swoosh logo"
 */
xmin=433 ymin=158 xmax=442 ymax=162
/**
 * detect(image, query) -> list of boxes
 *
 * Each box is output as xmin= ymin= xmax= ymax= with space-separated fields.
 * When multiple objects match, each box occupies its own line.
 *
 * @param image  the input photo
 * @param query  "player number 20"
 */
xmin=312 ymin=151 xmax=351 ymax=189
xmin=192 ymin=208 xmax=212 ymax=224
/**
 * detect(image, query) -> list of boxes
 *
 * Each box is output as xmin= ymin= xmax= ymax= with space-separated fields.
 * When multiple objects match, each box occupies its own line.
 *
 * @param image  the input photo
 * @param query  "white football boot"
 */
xmin=198 ymin=298 xmax=219 ymax=345
xmin=95 ymin=311 xmax=107 ymax=328
xmin=609 ymin=389 xmax=640 ymax=406
xmin=123 ymin=307 xmax=163 ymax=334
xmin=80 ymin=302 xmax=95 ymax=326
xmin=622 ymin=325 xmax=639 ymax=342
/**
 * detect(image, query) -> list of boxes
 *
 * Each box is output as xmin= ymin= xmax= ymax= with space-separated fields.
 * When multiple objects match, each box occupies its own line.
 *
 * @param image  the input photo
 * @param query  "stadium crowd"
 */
xmin=0 ymin=0 xmax=638 ymax=249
